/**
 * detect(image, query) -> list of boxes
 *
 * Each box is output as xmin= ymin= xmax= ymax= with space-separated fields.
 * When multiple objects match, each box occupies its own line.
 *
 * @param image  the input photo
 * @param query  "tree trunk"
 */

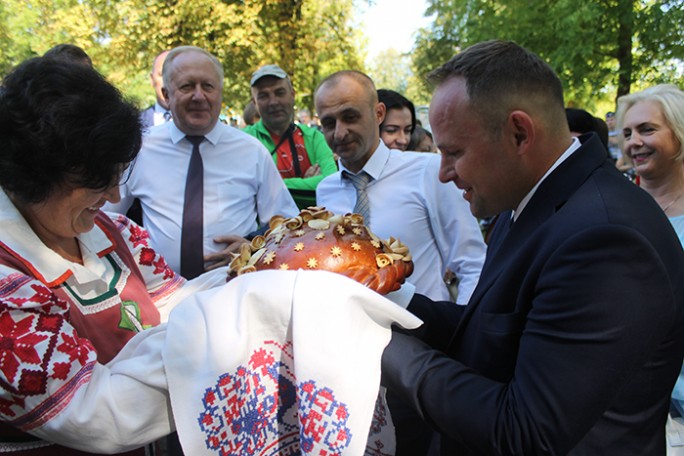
xmin=615 ymin=0 xmax=634 ymax=102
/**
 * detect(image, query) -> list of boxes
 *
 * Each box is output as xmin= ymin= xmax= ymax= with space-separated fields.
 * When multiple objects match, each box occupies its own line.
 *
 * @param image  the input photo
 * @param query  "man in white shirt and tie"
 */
xmin=315 ymin=71 xmax=485 ymax=305
xmin=106 ymin=46 xmax=298 ymax=280
xmin=314 ymin=70 xmax=487 ymax=455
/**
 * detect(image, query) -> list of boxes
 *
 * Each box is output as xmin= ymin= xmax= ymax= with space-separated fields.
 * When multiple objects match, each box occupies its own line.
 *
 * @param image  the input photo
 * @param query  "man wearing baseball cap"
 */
xmin=244 ymin=64 xmax=338 ymax=209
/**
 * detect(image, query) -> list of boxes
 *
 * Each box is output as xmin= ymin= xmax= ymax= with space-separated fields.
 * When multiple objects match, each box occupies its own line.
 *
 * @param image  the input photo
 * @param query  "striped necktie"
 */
xmin=343 ymin=171 xmax=373 ymax=224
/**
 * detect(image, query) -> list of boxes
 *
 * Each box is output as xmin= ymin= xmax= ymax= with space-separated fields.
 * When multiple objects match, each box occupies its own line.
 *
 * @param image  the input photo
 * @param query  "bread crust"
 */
xmin=229 ymin=207 xmax=414 ymax=295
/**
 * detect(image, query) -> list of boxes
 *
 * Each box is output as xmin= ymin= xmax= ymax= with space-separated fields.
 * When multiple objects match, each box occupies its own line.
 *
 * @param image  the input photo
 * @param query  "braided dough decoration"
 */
xmin=229 ymin=207 xmax=414 ymax=295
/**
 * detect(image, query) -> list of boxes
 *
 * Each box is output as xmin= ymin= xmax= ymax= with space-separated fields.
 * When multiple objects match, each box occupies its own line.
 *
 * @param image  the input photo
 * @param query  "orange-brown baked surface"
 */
xmin=228 ymin=207 xmax=413 ymax=295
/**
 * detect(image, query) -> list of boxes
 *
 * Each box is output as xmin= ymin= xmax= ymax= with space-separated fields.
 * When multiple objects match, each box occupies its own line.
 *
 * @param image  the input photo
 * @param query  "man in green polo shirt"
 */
xmin=244 ymin=64 xmax=338 ymax=209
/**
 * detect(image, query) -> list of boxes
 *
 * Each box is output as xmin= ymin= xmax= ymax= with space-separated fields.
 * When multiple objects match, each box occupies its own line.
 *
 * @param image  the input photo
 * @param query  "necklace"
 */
xmin=662 ymin=192 xmax=684 ymax=213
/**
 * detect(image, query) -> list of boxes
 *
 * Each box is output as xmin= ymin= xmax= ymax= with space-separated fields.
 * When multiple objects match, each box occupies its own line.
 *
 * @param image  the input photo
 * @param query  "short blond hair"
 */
xmin=616 ymin=84 xmax=684 ymax=161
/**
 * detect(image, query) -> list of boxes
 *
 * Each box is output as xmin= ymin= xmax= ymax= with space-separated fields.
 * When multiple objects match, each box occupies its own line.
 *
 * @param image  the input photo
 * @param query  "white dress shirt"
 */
xmin=316 ymin=141 xmax=486 ymax=303
xmin=105 ymin=121 xmax=298 ymax=274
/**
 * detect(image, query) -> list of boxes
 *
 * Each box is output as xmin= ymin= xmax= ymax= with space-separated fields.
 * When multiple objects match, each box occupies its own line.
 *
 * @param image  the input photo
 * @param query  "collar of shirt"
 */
xmin=0 ymin=189 xmax=115 ymax=286
xmin=168 ymin=120 xmax=222 ymax=147
xmin=153 ymin=102 xmax=168 ymax=114
xmin=513 ymin=136 xmax=581 ymax=221
xmin=337 ymin=140 xmax=389 ymax=181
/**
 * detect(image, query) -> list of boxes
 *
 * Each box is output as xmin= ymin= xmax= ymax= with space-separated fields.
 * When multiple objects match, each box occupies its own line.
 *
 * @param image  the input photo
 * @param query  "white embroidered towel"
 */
xmin=162 ymin=269 xmax=422 ymax=456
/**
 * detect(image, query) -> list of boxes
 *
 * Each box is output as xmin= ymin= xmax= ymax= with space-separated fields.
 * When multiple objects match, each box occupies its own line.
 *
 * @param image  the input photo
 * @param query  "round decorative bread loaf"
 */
xmin=228 ymin=207 xmax=414 ymax=295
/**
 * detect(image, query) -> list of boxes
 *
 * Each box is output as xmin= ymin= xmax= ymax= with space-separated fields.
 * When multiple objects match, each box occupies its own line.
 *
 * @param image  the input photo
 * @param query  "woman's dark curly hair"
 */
xmin=0 ymin=57 xmax=142 ymax=204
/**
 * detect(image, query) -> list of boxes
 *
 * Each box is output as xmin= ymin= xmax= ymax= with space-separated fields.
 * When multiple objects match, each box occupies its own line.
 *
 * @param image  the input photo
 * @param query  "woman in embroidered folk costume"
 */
xmin=0 ymin=57 xmax=227 ymax=454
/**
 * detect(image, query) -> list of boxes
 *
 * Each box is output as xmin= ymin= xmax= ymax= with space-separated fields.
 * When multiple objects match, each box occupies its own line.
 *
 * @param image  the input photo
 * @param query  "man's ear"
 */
xmin=162 ymin=87 xmax=170 ymax=105
xmin=376 ymin=102 xmax=386 ymax=126
xmin=508 ymin=110 xmax=535 ymax=154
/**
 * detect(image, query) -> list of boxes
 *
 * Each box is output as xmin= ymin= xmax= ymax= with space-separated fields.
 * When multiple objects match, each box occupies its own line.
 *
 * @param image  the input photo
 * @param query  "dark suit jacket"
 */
xmin=140 ymin=105 xmax=154 ymax=131
xmin=383 ymin=134 xmax=684 ymax=455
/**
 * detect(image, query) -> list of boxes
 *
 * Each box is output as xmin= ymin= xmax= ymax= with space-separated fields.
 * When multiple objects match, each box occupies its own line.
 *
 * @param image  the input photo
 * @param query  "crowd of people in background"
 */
xmin=1 ymin=38 xmax=684 ymax=456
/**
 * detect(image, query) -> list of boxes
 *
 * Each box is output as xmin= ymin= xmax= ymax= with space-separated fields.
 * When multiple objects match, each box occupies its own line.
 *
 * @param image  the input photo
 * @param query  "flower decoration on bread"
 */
xmin=228 ymin=207 xmax=414 ymax=295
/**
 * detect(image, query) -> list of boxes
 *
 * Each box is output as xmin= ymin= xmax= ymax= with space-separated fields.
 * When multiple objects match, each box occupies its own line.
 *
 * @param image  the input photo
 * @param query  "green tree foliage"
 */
xmin=366 ymin=48 xmax=431 ymax=106
xmin=0 ymin=0 xmax=365 ymax=115
xmin=411 ymin=0 xmax=684 ymax=111
xmin=368 ymin=48 xmax=411 ymax=94
xmin=287 ymin=0 xmax=366 ymax=113
xmin=0 ymin=0 xmax=103 ymax=73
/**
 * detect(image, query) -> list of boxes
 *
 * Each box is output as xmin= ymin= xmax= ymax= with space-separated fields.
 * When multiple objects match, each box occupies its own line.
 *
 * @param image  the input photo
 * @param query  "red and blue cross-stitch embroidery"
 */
xmin=298 ymin=380 xmax=351 ymax=454
xmin=197 ymin=340 xmax=353 ymax=455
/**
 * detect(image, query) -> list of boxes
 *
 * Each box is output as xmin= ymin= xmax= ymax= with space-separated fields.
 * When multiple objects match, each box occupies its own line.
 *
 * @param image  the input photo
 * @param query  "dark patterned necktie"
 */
xmin=180 ymin=135 xmax=205 ymax=279
xmin=343 ymin=171 xmax=373 ymax=224
xmin=163 ymin=111 xmax=172 ymax=122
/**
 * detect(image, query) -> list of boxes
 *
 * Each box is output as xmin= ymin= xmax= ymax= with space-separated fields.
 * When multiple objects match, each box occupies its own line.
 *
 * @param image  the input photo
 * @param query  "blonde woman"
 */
xmin=618 ymin=84 xmax=684 ymax=239
xmin=618 ymin=84 xmax=684 ymax=454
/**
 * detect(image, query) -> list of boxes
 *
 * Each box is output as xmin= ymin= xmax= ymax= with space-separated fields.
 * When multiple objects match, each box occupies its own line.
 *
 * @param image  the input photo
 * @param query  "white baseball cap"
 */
xmin=250 ymin=64 xmax=288 ymax=86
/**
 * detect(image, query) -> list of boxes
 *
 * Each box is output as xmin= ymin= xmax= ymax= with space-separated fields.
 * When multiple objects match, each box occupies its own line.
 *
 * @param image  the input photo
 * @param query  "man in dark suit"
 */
xmin=381 ymin=40 xmax=684 ymax=455
xmin=140 ymin=50 xmax=171 ymax=130
xmin=130 ymin=50 xmax=171 ymax=226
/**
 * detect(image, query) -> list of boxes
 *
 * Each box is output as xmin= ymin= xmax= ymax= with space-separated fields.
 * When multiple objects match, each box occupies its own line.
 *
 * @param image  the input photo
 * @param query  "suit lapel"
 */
xmin=449 ymin=135 xmax=611 ymax=345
